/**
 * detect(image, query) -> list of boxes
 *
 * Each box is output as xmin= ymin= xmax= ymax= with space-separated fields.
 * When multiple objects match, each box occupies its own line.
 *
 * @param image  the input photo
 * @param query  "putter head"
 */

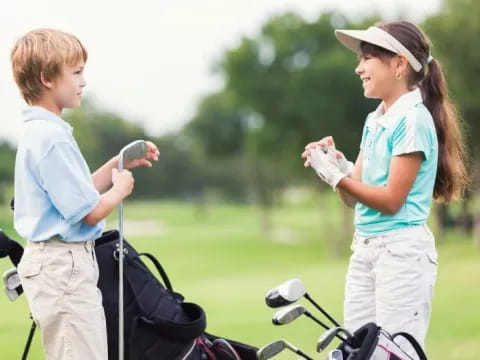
xmin=256 ymin=340 xmax=286 ymax=360
xmin=265 ymin=278 xmax=306 ymax=308
xmin=317 ymin=327 xmax=352 ymax=353
xmin=272 ymin=304 xmax=306 ymax=325
xmin=119 ymin=140 xmax=147 ymax=166
xmin=328 ymin=349 xmax=343 ymax=360
xmin=3 ymin=268 xmax=23 ymax=301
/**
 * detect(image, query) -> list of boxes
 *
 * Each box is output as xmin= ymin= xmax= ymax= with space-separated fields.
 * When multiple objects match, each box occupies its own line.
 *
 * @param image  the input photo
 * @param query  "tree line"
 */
xmin=0 ymin=0 xmax=478 ymax=240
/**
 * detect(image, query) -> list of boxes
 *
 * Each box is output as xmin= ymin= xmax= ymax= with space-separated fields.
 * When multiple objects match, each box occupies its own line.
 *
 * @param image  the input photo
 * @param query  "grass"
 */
xmin=0 ymin=199 xmax=479 ymax=359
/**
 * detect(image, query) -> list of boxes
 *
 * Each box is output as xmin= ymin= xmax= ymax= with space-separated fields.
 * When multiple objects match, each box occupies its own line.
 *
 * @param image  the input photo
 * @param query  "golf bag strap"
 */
xmin=138 ymin=252 xmax=173 ymax=291
xmin=391 ymin=332 xmax=427 ymax=360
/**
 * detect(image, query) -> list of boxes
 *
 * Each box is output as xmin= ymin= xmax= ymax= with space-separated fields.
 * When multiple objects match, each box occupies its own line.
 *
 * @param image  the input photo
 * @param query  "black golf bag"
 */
xmin=337 ymin=322 xmax=427 ymax=360
xmin=0 ymin=230 xmax=23 ymax=267
xmin=95 ymin=230 xmax=258 ymax=360
xmin=4 ymin=228 xmax=257 ymax=360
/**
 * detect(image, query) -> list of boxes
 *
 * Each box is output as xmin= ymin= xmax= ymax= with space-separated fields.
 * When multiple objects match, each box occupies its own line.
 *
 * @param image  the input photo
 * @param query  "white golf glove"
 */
xmin=336 ymin=150 xmax=354 ymax=177
xmin=308 ymin=147 xmax=347 ymax=190
xmin=319 ymin=143 xmax=354 ymax=177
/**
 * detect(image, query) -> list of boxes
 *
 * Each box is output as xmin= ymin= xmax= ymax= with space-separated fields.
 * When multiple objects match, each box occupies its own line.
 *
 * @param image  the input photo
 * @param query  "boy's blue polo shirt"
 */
xmin=355 ymin=89 xmax=438 ymax=236
xmin=14 ymin=106 xmax=105 ymax=242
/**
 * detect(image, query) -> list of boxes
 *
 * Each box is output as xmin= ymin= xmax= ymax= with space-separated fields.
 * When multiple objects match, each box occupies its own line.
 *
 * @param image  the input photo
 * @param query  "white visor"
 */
xmin=335 ymin=26 xmax=423 ymax=72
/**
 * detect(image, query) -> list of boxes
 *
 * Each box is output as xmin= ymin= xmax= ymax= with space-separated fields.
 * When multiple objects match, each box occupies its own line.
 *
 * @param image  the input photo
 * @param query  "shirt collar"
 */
xmin=23 ymin=106 xmax=73 ymax=133
xmin=368 ymin=88 xmax=423 ymax=129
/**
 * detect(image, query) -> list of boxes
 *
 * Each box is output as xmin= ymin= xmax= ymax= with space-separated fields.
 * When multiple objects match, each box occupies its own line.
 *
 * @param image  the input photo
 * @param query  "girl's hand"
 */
xmin=301 ymin=136 xmax=335 ymax=167
xmin=124 ymin=141 xmax=160 ymax=169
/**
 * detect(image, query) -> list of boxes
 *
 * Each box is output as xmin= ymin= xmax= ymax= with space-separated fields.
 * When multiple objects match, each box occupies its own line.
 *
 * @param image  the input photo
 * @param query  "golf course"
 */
xmin=0 ymin=198 xmax=479 ymax=359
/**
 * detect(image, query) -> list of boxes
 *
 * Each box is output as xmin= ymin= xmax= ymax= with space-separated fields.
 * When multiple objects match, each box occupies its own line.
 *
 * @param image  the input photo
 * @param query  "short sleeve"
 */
xmin=38 ymin=141 xmax=99 ymax=224
xmin=391 ymin=109 xmax=433 ymax=160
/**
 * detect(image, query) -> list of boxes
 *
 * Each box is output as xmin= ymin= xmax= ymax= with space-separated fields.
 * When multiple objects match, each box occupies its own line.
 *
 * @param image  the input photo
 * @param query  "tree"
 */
xmin=423 ymin=0 xmax=480 ymax=243
xmin=0 ymin=142 xmax=15 ymax=205
xmin=217 ymin=12 xmax=377 ymax=239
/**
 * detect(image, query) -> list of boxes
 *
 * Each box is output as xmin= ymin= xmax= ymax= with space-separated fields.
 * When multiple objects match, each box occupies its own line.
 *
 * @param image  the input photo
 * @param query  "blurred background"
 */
xmin=0 ymin=0 xmax=479 ymax=359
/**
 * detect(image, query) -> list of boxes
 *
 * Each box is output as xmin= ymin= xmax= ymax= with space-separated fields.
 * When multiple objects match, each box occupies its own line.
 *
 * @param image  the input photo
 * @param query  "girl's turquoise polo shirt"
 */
xmin=355 ymin=88 xmax=438 ymax=236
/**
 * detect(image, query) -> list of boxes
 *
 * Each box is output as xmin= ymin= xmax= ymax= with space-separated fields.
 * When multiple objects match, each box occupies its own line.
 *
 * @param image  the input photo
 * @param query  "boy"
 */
xmin=11 ymin=29 xmax=159 ymax=359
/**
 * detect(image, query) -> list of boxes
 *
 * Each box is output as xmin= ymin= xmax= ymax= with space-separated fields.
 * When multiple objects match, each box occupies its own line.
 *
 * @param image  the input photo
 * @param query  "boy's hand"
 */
xmin=301 ymin=136 xmax=335 ymax=167
xmin=111 ymin=168 xmax=134 ymax=198
xmin=124 ymin=141 xmax=160 ymax=169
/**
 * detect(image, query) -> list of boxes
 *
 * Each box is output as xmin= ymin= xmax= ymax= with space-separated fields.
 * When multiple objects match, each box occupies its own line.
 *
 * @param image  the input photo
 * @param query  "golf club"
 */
xmin=272 ymin=304 xmax=348 ymax=343
xmin=265 ymin=278 xmax=341 ymax=327
xmin=3 ymin=267 xmax=23 ymax=301
xmin=257 ymin=339 xmax=314 ymax=360
xmin=117 ymin=140 xmax=147 ymax=360
xmin=317 ymin=327 xmax=353 ymax=353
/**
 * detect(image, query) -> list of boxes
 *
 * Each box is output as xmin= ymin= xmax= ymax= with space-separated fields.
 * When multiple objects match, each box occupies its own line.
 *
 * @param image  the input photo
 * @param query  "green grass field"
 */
xmin=0 ymin=199 xmax=479 ymax=359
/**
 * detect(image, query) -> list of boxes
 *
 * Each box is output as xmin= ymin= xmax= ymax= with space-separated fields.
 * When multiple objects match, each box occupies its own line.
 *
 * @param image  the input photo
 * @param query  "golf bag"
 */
xmin=95 ymin=230 xmax=258 ymax=360
xmin=338 ymin=322 xmax=427 ymax=360
xmin=0 ymin=230 xmax=36 ymax=360
xmin=0 ymin=230 xmax=23 ymax=267
xmin=1 ymin=230 xmax=24 ymax=300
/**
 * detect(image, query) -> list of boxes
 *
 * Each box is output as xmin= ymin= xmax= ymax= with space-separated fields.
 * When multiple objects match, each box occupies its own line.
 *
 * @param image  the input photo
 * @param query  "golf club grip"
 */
xmin=296 ymin=349 xmax=314 ymax=360
xmin=304 ymin=293 xmax=341 ymax=327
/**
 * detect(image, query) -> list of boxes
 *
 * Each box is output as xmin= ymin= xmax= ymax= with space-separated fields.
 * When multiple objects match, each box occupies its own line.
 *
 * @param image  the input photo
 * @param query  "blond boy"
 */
xmin=11 ymin=29 xmax=159 ymax=360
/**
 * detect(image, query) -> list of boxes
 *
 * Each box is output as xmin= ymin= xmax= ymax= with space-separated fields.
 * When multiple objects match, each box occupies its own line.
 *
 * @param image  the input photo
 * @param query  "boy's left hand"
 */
xmin=124 ymin=141 xmax=160 ymax=169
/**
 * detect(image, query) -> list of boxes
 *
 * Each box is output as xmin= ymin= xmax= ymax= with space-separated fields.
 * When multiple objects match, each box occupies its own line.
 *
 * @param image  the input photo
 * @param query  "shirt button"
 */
xmin=364 ymin=238 xmax=370 ymax=244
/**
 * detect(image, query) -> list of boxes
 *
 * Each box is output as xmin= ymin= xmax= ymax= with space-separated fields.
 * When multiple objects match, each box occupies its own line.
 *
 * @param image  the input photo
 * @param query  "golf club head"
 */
xmin=119 ymin=140 xmax=147 ymax=165
xmin=272 ymin=304 xmax=306 ymax=325
xmin=328 ymin=349 xmax=343 ymax=360
xmin=317 ymin=327 xmax=352 ymax=353
xmin=3 ymin=268 xmax=23 ymax=301
xmin=256 ymin=340 xmax=286 ymax=360
xmin=265 ymin=278 xmax=306 ymax=308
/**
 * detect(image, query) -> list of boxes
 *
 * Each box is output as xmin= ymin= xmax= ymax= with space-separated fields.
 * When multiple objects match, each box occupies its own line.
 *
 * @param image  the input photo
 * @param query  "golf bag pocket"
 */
xmin=95 ymin=230 xmax=207 ymax=360
xmin=338 ymin=323 xmax=427 ymax=360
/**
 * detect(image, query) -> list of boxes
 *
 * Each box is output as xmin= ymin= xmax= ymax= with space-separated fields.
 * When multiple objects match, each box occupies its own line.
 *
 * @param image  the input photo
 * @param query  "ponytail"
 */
xmin=420 ymin=59 xmax=470 ymax=202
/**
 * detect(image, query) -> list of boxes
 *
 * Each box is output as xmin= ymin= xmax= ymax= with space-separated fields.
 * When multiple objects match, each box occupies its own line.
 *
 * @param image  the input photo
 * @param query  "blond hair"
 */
xmin=11 ymin=29 xmax=88 ymax=103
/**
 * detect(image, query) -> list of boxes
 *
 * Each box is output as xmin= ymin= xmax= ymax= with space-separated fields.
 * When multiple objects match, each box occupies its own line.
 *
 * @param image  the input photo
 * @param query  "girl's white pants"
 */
xmin=344 ymin=224 xmax=438 ymax=355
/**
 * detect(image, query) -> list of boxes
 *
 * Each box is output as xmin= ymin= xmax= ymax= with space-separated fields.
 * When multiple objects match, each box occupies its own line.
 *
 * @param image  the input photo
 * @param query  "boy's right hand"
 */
xmin=111 ymin=168 xmax=134 ymax=198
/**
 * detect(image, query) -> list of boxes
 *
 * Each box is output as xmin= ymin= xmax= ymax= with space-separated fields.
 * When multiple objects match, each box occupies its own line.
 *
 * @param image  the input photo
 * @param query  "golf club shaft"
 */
xmin=304 ymin=311 xmax=348 ymax=342
xmin=118 ymin=154 xmax=125 ymax=360
xmin=304 ymin=292 xmax=341 ymax=327
xmin=296 ymin=349 xmax=314 ymax=360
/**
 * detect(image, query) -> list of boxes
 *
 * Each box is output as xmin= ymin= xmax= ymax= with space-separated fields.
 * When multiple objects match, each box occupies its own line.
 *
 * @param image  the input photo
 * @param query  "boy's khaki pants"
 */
xmin=18 ymin=239 xmax=108 ymax=360
xmin=344 ymin=224 xmax=438 ymax=357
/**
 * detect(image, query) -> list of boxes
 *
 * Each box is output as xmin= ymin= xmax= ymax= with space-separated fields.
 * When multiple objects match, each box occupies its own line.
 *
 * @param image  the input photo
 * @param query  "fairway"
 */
xmin=1 ymin=200 xmax=479 ymax=359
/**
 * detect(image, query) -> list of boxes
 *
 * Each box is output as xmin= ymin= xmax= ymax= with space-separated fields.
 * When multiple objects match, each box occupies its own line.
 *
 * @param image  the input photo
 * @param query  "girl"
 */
xmin=301 ymin=21 xmax=469 ymax=352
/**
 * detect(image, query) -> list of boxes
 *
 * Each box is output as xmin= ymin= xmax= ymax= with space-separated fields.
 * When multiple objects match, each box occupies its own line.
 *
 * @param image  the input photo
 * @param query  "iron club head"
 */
xmin=119 ymin=140 xmax=147 ymax=169
xmin=257 ymin=339 xmax=313 ymax=360
xmin=3 ymin=268 xmax=23 ymax=301
xmin=317 ymin=327 xmax=354 ymax=353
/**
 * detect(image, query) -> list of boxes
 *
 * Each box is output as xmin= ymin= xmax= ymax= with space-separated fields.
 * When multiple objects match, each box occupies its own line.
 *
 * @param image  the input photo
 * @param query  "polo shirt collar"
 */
xmin=369 ymin=88 xmax=423 ymax=129
xmin=23 ymin=106 xmax=73 ymax=133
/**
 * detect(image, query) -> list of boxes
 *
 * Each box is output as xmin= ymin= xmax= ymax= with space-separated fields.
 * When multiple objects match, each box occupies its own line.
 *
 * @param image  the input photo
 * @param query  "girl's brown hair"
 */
xmin=360 ymin=21 xmax=470 ymax=202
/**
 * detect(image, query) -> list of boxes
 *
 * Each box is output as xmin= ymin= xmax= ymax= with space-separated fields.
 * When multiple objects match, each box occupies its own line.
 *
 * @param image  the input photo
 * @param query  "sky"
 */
xmin=0 ymin=0 xmax=441 ymax=144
